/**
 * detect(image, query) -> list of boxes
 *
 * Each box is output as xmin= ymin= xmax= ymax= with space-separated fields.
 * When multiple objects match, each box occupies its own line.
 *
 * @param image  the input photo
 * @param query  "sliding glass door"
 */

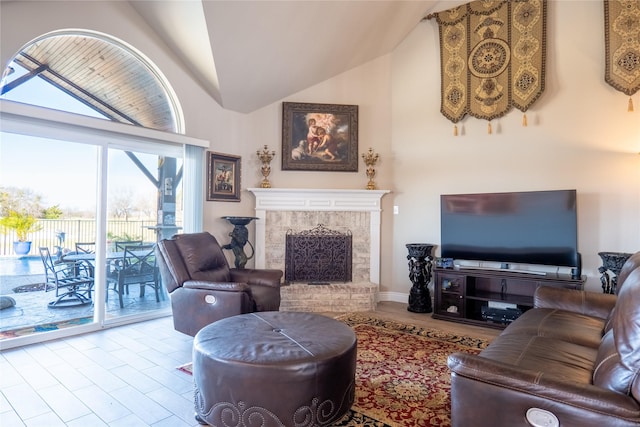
xmin=0 ymin=30 xmax=206 ymax=347
xmin=0 ymin=133 xmax=99 ymax=337
xmin=103 ymin=147 xmax=181 ymax=321
xmin=0 ymin=117 xmax=186 ymax=344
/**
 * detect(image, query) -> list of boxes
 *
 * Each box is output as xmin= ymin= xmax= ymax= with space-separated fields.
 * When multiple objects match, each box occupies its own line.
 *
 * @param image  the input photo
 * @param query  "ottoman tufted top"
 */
xmin=194 ymin=311 xmax=356 ymax=365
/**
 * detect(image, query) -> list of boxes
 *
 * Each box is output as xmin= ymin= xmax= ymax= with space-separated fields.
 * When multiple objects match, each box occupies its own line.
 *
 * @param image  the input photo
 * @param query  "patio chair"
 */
xmin=114 ymin=240 xmax=142 ymax=251
xmin=40 ymin=246 xmax=94 ymax=308
xmin=109 ymin=240 xmax=143 ymax=294
xmin=75 ymin=242 xmax=95 ymax=254
xmin=73 ymin=242 xmax=96 ymax=277
xmin=106 ymin=243 xmax=159 ymax=308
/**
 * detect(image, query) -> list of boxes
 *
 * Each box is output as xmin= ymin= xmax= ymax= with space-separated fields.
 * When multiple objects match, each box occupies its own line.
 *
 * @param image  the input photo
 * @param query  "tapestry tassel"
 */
xmin=488 ymin=122 xmax=492 ymax=135
xmin=629 ymin=97 xmax=634 ymax=112
xmin=453 ymin=124 xmax=458 ymax=136
xmin=522 ymin=113 xmax=528 ymax=127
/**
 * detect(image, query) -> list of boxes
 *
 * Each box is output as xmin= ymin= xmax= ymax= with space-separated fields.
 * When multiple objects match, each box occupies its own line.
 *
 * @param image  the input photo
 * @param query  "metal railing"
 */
xmin=0 ymin=219 xmax=180 ymax=257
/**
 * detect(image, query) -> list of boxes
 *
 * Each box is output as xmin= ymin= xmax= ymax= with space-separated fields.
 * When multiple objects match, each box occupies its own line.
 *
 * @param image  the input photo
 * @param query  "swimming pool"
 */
xmin=0 ymin=256 xmax=44 ymax=276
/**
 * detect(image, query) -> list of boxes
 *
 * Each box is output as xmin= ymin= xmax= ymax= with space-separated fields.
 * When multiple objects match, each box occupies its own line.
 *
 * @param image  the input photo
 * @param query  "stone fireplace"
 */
xmin=248 ymin=188 xmax=389 ymax=312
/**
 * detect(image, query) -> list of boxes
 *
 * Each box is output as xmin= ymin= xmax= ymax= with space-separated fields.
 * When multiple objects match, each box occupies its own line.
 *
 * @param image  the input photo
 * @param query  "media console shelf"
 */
xmin=433 ymin=267 xmax=585 ymax=329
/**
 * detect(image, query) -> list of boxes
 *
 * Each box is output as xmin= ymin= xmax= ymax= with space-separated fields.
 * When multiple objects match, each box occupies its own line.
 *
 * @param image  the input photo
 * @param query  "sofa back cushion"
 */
xmin=603 ymin=252 xmax=640 ymax=334
xmin=594 ymin=266 xmax=640 ymax=400
xmin=174 ymin=232 xmax=231 ymax=283
xmin=613 ymin=267 xmax=640 ymax=367
xmin=592 ymin=330 xmax=637 ymax=395
xmin=615 ymin=252 xmax=640 ymax=294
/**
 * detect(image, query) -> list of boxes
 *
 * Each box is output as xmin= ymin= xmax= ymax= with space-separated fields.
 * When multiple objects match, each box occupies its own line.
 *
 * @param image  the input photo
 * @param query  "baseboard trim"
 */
xmin=377 ymin=291 xmax=408 ymax=304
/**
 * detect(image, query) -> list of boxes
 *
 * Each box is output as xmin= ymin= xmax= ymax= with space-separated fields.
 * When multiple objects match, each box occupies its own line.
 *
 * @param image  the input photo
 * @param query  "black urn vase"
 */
xmin=406 ymin=243 xmax=435 ymax=313
xmin=598 ymin=251 xmax=633 ymax=294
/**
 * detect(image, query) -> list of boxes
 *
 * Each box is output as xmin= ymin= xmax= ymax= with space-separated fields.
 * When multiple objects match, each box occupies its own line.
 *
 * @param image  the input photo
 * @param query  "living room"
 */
xmin=0 ymin=0 xmax=638 ymax=425
xmin=1 ymin=0 xmax=638 ymax=300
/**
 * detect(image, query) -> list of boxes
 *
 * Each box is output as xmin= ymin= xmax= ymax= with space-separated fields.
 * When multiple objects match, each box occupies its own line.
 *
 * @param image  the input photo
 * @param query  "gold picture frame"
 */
xmin=281 ymin=102 xmax=358 ymax=172
xmin=207 ymin=151 xmax=241 ymax=202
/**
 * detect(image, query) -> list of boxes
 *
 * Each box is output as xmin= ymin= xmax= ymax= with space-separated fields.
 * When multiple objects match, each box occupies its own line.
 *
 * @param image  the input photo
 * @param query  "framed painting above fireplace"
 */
xmin=281 ymin=102 xmax=358 ymax=172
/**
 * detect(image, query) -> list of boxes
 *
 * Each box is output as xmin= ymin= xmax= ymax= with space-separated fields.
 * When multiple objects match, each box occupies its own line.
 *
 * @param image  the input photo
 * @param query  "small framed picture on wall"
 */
xmin=207 ymin=151 xmax=241 ymax=202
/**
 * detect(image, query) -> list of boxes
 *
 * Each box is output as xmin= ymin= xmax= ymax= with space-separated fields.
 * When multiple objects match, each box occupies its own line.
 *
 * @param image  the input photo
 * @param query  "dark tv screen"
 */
xmin=440 ymin=190 xmax=578 ymax=267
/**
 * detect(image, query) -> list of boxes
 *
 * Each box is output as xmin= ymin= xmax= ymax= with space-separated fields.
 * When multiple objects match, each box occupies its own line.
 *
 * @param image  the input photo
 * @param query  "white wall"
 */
xmin=2 ymin=0 xmax=638 ymax=297
xmin=389 ymin=0 xmax=639 ymax=294
xmin=244 ymin=0 xmax=639 ymax=296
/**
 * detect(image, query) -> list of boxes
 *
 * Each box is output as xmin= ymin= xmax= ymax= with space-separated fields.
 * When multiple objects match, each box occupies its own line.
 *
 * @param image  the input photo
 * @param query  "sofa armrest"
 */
xmin=183 ymin=280 xmax=250 ymax=292
xmin=534 ymin=286 xmax=616 ymax=320
xmin=230 ymin=268 xmax=283 ymax=288
xmin=448 ymin=352 xmax=639 ymax=419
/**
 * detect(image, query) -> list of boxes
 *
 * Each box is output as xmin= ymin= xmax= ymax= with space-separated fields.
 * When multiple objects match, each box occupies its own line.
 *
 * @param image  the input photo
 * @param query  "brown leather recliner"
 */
xmin=156 ymin=231 xmax=283 ymax=336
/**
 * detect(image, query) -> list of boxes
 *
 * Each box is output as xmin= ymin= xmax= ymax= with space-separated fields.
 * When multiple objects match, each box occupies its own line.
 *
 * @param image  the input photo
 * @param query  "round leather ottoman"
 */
xmin=193 ymin=311 xmax=357 ymax=426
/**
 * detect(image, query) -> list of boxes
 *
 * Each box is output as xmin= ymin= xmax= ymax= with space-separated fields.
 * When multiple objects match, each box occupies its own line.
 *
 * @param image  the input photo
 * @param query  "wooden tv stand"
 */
xmin=432 ymin=267 xmax=585 ymax=329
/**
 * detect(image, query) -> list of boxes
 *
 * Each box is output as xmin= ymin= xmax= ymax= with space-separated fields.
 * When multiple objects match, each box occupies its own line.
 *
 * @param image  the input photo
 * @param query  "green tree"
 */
xmin=42 ymin=205 xmax=64 ymax=219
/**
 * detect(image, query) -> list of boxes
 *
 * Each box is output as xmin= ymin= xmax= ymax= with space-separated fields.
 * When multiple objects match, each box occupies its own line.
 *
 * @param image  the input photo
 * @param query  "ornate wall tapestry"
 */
xmin=428 ymin=0 xmax=547 ymax=135
xmin=604 ymin=0 xmax=640 ymax=112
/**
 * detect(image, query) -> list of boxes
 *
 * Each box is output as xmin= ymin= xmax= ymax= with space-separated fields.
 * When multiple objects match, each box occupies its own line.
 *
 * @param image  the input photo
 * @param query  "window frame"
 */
xmin=0 ymin=100 xmax=207 ymax=350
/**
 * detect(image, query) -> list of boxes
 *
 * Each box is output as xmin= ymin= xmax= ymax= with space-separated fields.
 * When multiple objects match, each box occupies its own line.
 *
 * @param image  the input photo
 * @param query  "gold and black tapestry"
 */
xmin=428 ymin=0 xmax=547 ymax=130
xmin=604 ymin=0 xmax=640 ymax=111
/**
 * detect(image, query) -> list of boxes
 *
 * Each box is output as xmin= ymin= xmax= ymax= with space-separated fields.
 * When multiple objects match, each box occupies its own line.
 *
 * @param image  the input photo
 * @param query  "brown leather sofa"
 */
xmin=156 ymin=232 xmax=283 ymax=336
xmin=448 ymin=252 xmax=640 ymax=427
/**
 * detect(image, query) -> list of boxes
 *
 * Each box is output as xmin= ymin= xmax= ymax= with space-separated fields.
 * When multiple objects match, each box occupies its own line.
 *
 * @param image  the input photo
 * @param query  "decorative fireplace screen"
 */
xmin=285 ymin=224 xmax=352 ymax=284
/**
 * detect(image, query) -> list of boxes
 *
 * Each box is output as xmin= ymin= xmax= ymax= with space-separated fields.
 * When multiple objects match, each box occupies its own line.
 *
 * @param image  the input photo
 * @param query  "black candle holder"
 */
xmin=406 ymin=243 xmax=435 ymax=313
xmin=221 ymin=216 xmax=259 ymax=269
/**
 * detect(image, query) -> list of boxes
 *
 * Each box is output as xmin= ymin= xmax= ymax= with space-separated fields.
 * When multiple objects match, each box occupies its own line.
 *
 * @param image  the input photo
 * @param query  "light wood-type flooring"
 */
xmin=0 ymin=301 xmax=500 ymax=426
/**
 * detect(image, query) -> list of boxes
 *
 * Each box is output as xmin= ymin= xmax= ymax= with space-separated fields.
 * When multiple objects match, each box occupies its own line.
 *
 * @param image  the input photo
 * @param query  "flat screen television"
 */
xmin=440 ymin=189 xmax=579 ymax=270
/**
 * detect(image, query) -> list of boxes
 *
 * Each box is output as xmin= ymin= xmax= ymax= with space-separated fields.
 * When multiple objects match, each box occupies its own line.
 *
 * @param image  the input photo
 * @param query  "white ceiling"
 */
xmin=129 ymin=0 xmax=466 ymax=114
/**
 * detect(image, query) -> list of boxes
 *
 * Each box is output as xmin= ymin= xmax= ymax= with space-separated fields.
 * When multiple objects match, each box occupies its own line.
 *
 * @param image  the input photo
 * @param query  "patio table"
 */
xmin=61 ymin=248 xmax=155 ymax=280
xmin=61 ymin=246 xmax=159 ymax=308
xmin=61 ymin=248 xmax=154 ymax=267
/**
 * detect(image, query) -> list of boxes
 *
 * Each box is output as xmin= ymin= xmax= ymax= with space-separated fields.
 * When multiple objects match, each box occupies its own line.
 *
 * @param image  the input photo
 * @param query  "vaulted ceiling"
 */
xmin=2 ymin=1 xmax=466 ymax=129
xmin=129 ymin=0 xmax=466 ymax=113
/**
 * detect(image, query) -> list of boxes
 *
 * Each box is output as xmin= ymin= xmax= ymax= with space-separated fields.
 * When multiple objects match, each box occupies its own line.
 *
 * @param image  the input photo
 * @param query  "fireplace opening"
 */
xmin=285 ymin=224 xmax=352 ymax=284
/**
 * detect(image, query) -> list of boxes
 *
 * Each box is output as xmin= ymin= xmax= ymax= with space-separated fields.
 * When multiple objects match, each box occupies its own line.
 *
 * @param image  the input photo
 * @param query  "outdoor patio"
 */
xmin=0 ymin=272 xmax=170 ymax=338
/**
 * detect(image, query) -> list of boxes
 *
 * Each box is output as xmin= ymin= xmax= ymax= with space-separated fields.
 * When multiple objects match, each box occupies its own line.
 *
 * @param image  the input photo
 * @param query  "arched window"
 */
xmin=1 ymin=29 xmax=184 ymax=133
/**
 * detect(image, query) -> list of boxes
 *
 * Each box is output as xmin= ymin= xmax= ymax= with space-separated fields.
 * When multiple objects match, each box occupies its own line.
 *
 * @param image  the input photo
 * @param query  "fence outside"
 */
xmin=0 ymin=219 xmax=177 ymax=257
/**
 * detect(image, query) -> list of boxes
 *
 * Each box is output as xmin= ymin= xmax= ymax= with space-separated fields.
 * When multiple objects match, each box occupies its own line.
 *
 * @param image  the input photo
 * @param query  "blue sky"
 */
xmin=1 ymin=62 xmax=160 ymax=213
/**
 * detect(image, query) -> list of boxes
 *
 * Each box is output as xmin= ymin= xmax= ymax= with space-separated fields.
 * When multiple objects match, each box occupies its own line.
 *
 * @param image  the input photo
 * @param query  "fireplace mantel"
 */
xmin=248 ymin=188 xmax=390 ymax=211
xmin=248 ymin=188 xmax=390 ymax=284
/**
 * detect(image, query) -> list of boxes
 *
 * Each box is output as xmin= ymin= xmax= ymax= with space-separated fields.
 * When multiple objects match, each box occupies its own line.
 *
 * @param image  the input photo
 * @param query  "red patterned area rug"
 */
xmin=334 ymin=313 xmax=488 ymax=426
xmin=177 ymin=313 xmax=489 ymax=427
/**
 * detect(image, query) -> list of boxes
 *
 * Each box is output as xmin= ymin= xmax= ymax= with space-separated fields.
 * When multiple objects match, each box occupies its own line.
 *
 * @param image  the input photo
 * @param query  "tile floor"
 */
xmin=0 ymin=302 xmax=499 ymax=427
xmin=0 ymin=315 xmax=197 ymax=427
